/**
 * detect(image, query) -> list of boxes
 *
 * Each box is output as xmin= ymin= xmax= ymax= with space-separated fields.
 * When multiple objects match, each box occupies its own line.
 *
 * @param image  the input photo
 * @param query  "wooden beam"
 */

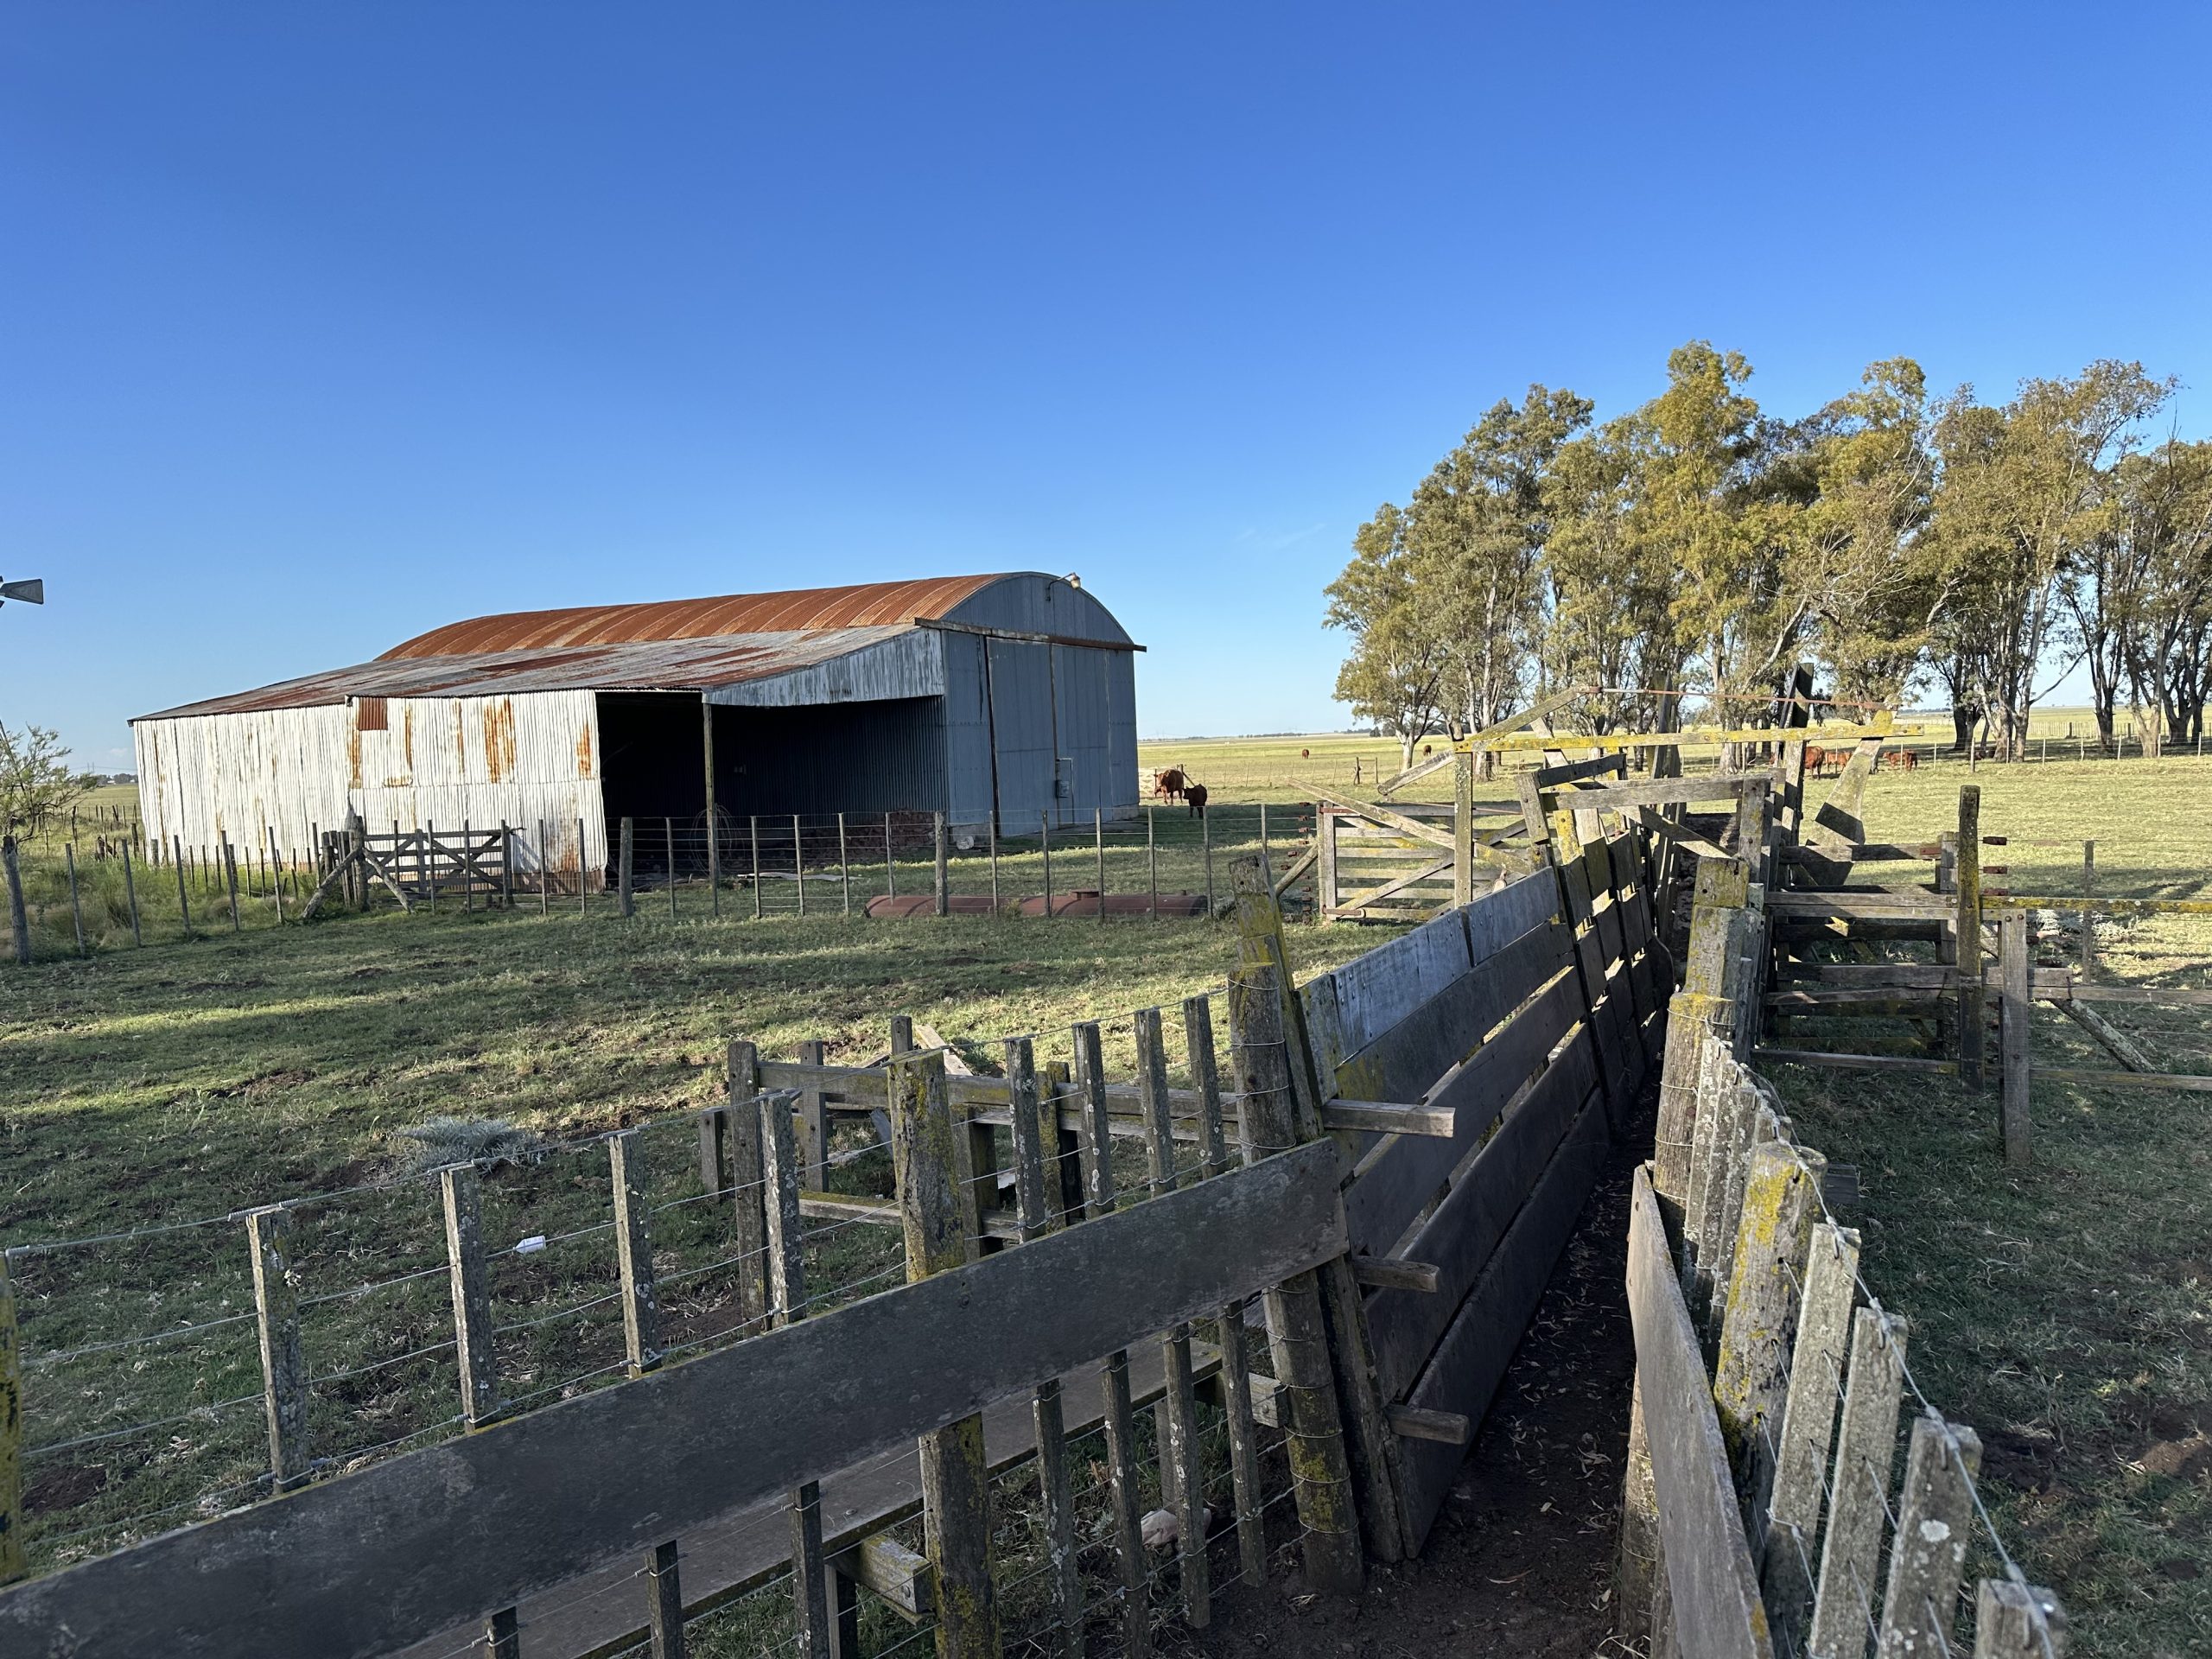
xmin=0 ymin=1142 xmax=1346 ymax=1659
xmin=1307 ymin=789 xmax=1458 ymax=853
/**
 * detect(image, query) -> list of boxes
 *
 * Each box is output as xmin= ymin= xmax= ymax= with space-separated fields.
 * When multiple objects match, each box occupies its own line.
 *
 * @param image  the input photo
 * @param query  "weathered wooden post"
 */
xmin=439 ymin=1165 xmax=499 ymax=1428
xmin=1956 ymin=785 xmax=1984 ymax=1086
xmin=64 ymin=844 xmax=86 ymax=956
xmin=793 ymin=815 xmax=807 ymax=918
xmin=935 ymin=811 xmax=950 ymax=918
xmin=224 ymin=836 xmax=242 ymax=931
xmin=1316 ymin=804 xmax=1338 ymax=919
xmin=1807 ymin=1309 xmax=1908 ymax=1657
xmin=1974 ymin=1580 xmax=2069 ymax=1656
xmin=889 ymin=1048 xmax=1002 ymax=1659
xmin=1713 ymin=1136 xmax=1824 ymax=1529
xmin=761 ymin=1087 xmax=832 ymax=1659
xmin=839 ymin=812 xmax=851 ymax=915
xmin=619 ymin=817 xmax=636 ymax=918
xmin=2079 ymin=839 xmax=2095 ymax=972
xmin=1876 ymin=1415 xmax=1981 ymax=1655
xmin=797 ymin=1038 xmax=830 ymax=1185
xmin=645 ymin=1540 xmax=685 ymax=1659
xmin=724 ymin=1041 xmax=772 ymax=1332
xmin=578 ymin=815 xmax=589 ymax=915
xmin=608 ymin=1130 xmax=662 ymax=1377
xmin=1004 ymin=1036 xmax=1080 ymax=1655
xmin=988 ymin=810 xmax=1000 ymax=912
xmin=501 ymin=822 xmax=515 ymax=911
xmin=121 ymin=841 xmax=142 ymax=945
xmin=1072 ymin=1020 xmax=1151 ymax=1654
xmin=2000 ymin=909 xmax=2032 ymax=1167
xmin=1094 ymin=807 xmax=1106 ymax=924
xmin=1758 ymin=1222 xmax=1859 ymax=1648
xmin=171 ymin=834 xmax=191 ymax=938
xmin=1 ymin=837 xmax=25 ymax=966
xmin=665 ymin=817 xmax=678 ymax=920
xmin=1147 ymin=806 xmax=1157 ymax=918
xmin=245 ymin=1205 xmax=308 ymax=1491
xmin=1201 ymin=803 xmax=1213 ymax=915
xmin=1227 ymin=961 xmax=1365 ymax=1594
xmin=1039 ymin=811 xmax=1052 ymax=916
xmin=1453 ymin=749 xmax=1475 ymax=906
xmin=268 ymin=827 xmax=285 ymax=925
xmin=1135 ymin=1007 xmax=1208 ymax=1628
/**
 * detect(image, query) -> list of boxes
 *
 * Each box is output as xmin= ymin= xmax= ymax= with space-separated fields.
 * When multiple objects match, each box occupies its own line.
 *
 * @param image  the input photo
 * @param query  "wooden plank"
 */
xmin=1623 ymin=1167 xmax=1777 ymax=1659
xmin=1364 ymin=1026 xmax=1601 ymax=1398
xmin=1767 ymin=893 xmax=1955 ymax=919
xmin=1135 ymin=1008 xmax=1208 ymax=1630
xmin=1807 ymin=1309 xmax=1909 ymax=1659
xmin=726 ymin=1043 xmax=772 ymax=1332
xmin=1535 ymin=751 xmax=1630 ymax=789
xmin=1752 ymin=1049 xmax=1961 ymax=1076
xmin=1973 ymin=1579 xmax=2069 ymax=1657
xmin=1875 ymin=1417 xmax=1981 ymax=1659
xmin=609 ymin=1132 xmax=663 ymax=1378
xmin=2056 ymin=1000 xmax=2155 ymax=1070
xmin=1712 ymin=1141 xmax=1823 ymax=1539
xmin=2 ymin=1127 xmax=1347 ymax=1659
xmin=1758 ymin=1223 xmax=1860 ymax=1652
xmin=1329 ymin=905 xmax=1475 ymax=1054
xmin=440 ymin=1165 xmax=499 ymax=1427
xmin=1527 ymin=772 xmax=1773 ymax=812
xmin=2001 ymin=912 xmax=2033 ymax=1167
xmin=1344 ymin=961 xmax=1580 ymax=1258
xmin=2037 ymin=1067 xmax=2212 ymax=1092
xmin=1396 ymin=1082 xmax=1611 ymax=1547
xmin=760 ymin=1093 xmax=831 ymax=1659
xmin=1307 ymin=788 xmax=1459 ymax=852
xmin=837 ymin=1535 xmax=933 ymax=1621
xmin=888 ymin=1050 xmax=1000 ymax=1658
xmin=1958 ymin=785 xmax=1984 ymax=1088
xmin=1332 ymin=853 xmax=1455 ymax=916
xmin=1636 ymin=805 xmax=1732 ymax=861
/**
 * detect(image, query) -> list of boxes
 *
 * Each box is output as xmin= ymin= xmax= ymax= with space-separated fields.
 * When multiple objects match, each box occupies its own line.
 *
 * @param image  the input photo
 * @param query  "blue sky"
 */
xmin=3 ymin=4 xmax=2208 ymax=770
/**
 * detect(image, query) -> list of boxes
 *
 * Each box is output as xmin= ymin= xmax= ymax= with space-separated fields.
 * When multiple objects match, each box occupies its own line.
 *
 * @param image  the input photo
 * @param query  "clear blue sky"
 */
xmin=4 ymin=4 xmax=2208 ymax=770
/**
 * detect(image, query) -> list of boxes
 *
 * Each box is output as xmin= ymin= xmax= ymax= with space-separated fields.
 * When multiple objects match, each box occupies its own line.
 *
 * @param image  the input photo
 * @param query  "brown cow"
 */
xmin=1152 ymin=767 xmax=1188 ymax=804
xmin=1186 ymin=783 xmax=1207 ymax=819
xmin=1884 ymin=748 xmax=1919 ymax=772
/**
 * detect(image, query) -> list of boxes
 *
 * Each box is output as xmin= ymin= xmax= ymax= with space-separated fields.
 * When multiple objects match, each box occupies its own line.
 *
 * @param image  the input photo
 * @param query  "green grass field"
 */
xmin=4 ymin=735 xmax=2209 ymax=1652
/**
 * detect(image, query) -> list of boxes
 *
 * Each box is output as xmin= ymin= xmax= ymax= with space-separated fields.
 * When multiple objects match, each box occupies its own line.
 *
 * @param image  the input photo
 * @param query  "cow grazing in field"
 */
xmin=1884 ymin=748 xmax=1919 ymax=772
xmin=1153 ymin=768 xmax=1189 ymax=804
xmin=1186 ymin=784 xmax=1208 ymax=819
xmin=1802 ymin=745 xmax=1847 ymax=779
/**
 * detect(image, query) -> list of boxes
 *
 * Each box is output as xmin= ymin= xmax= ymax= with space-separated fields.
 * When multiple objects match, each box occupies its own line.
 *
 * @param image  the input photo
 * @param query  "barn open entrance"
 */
xmin=706 ymin=696 xmax=946 ymax=820
xmin=595 ymin=692 xmax=708 ymax=883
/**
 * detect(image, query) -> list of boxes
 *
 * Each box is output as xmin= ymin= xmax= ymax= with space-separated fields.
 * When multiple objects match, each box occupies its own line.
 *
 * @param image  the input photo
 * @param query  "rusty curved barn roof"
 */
xmin=380 ymin=575 xmax=1006 ymax=660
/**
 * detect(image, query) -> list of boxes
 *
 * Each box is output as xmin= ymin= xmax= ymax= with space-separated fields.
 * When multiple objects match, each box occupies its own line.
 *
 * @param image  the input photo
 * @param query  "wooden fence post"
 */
xmin=439 ymin=1165 xmax=499 ymax=1428
xmin=1147 ymin=807 xmax=1157 ymax=918
xmin=793 ymin=815 xmax=806 ymax=918
xmin=1974 ymin=1579 xmax=2069 ymax=1656
xmin=1201 ymin=802 xmax=1213 ymax=915
xmin=578 ymin=816 xmax=588 ymax=914
xmin=608 ymin=1131 xmax=662 ymax=1377
xmin=839 ymin=813 xmax=851 ymax=915
xmin=1713 ymin=1137 xmax=1823 ymax=1536
xmin=224 ymin=836 xmax=242 ymax=931
xmin=1073 ymin=1020 xmax=1151 ymax=1655
xmin=1317 ymin=804 xmax=1338 ymax=918
xmin=1654 ymin=860 xmax=1752 ymax=1224
xmin=1453 ymin=750 xmax=1474 ymax=906
xmin=2 ymin=1252 xmax=23 ymax=1585
xmin=1039 ymin=812 xmax=1051 ymax=915
xmin=2079 ymin=840 xmax=2094 ymax=972
xmin=1956 ymin=786 xmax=1984 ymax=1086
xmin=1 ymin=838 xmax=24 ymax=966
xmin=1758 ymin=1222 xmax=1860 ymax=1649
xmin=888 ymin=1049 xmax=1002 ymax=1659
xmin=619 ymin=817 xmax=635 ymax=918
xmin=797 ymin=1038 xmax=830 ymax=1186
xmin=1135 ymin=1007 xmax=1209 ymax=1628
xmin=645 ymin=1537 xmax=686 ymax=1659
xmin=501 ymin=823 xmax=514 ymax=911
xmin=1185 ymin=992 xmax=1268 ymax=1588
xmin=1227 ymin=962 xmax=1364 ymax=1594
xmin=1094 ymin=808 xmax=1107 ymax=924
xmin=65 ymin=844 xmax=86 ymax=956
xmin=934 ymin=811 xmax=950 ymax=917
xmin=2000 ymin=910 xmax=2032 ymax=1168
xmin=245 ymin=1206 xmax=309 ymax=1491
xmin=269 ymin=827 xmax=285 ymax=925
xmin=1876 ymin=1415 xmax=1981 ymax=1657
xmin=1004 ymin=1035 xmax=1080 ymax=1656
xmin=1807 ymin=1309 xmax=1908 ymax=1656
xmin=122 ymin=842 xmax=142 ymax=945
xmin=761 ymin=1087 xmax=832 ymax=1659
xmin=665 ymin=817 xmax=678 ymax=920
xmin=725 ymin=1042 xmax=772 ymax=1332
xmin=482 ymin=1606 xmax=519 ymax=1659
xmin=172 ymin=834 xmax=191 ymax=938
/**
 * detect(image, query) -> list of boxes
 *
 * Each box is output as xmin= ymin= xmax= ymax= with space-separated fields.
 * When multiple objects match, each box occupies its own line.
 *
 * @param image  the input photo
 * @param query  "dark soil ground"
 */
xmin=1172 ymin=1118 xmax=1651 ymax=1659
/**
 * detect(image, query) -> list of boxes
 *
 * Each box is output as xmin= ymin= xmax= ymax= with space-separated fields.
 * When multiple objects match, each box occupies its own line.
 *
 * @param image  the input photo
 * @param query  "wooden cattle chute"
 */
xmin=1610 ymin=837 xmax=2068 ymax=1656
xmin=0 ymin=840 xmax=1662 ymax=1656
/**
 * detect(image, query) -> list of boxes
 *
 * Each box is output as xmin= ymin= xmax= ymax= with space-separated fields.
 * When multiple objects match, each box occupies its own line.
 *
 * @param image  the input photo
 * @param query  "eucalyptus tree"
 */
xmin=1325 ymin=503 xmax=1450 ymax=766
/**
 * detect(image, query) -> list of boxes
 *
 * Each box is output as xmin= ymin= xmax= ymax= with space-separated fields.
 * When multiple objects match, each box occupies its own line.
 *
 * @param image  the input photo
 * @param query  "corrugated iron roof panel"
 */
xmin=379 ymin=575 xmax=1007 ymax=660
xmin=137 ymin=628 xmax=918 ymax=722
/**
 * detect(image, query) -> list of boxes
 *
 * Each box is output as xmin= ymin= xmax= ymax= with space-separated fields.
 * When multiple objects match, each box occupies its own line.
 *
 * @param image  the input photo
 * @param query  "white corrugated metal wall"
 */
xmin=132 ymin=690 xmax=607 ymax=876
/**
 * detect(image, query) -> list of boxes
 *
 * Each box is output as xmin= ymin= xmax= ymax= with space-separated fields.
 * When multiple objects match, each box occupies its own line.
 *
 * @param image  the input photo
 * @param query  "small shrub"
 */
xmin=392 ymin=1116 xmax=549 ymax=1173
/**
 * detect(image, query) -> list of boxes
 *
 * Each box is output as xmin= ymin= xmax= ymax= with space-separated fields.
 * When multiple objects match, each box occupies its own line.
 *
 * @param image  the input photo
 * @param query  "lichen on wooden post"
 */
xmin=245 ymin=1205 xmax=309 ymax=1491
xmin=608 ymin=1130 xmax=663 ymax=1377
xmin=439 ymin=1165 xmax=499 ymax=1428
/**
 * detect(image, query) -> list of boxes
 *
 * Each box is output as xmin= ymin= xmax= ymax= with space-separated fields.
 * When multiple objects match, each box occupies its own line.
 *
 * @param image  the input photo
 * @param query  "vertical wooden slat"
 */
xmin=245 ymin=1206 xmax=309 ymax=1491
xmin=500 ymin=822 xmax=513 ymax=910
xmin=578 ymin=816 xmax=588 ymax=915
xmin=481 ymin=1606 xmax=519 ymax=1659
xmin=2000 ymin=911 xmax=2032 ymax=1167
xmin=1186 ymin=991 xmax=1266 ymax=1587
xmin=1713 ymin=1138 xmax=1823 ymax=1539
xmin=1974 ymin=1579 xmax=2069 ymax=1657
xmin=65 ymin=844 xmax=86 ymax=956
xmin=122 ymin=841 xmax=143 ymax=945
xmin=619 ymin=817 xmax=636 ymax=918
xmin=1074 ymin=1020 xmax=1152 ymax=1655
xmin=609 ymin=1130 xmax=662 ymax=1377
xmin=1039 ymin=811 xmax=1052 ymax=915
xmin=1956 ymin=785 xmax=1983 ymax=1086
xmin=935 ymin=810 xmax=950 ymax=918
xmin=1 ymin=1253 xmax=23 ymax=1586
xmin=1135 ymin=1007 xmax=1209 ymax=1627
xmin=1759 ymin=1223 xmax=1861 ymax=1648
xmin=890 ymin=1049 xmax=1001 ymax=1659
xmin=1094 ymin=808 xmax=1106 ymax=924
xmin=645 ymin=1537 xmax=686 ymax=1659
xmin=1226 ymin=965 xmax=1364 ymax=1594
xmin=1875 ymin=1416 xmax=1981 ymax=1659
xmin=798 ymin=1039 xmax=830 ymax=1186
xmin=1808 ymin=1309 xmax=1909 ymax=1658
xmin=725 ymin=1041 xmax=772 ymax=1332
xmin=2078 ymin=840 xmax=2094 ymax=973
xmin=464 ymin=820 xmax=475 ymax=914
xmin=440 ymin=1165 xmax=499 ymax=1428
xmin=762 ymin=1087 xmax=833 ymax=1659
xmin=1006 ymin=1036 xmax=1080 ymax=1656
xmin=224 ymin=836 xmax=241 ymax=931
xmin=172 ymin=834 xmax=191 ymax=937
xmin=269 ymin=827 xmax=286 ymax=925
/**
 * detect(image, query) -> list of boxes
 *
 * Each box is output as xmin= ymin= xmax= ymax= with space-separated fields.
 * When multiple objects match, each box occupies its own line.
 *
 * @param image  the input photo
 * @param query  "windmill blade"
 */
xmin=0 ymin=578 xmax=45 ymax=605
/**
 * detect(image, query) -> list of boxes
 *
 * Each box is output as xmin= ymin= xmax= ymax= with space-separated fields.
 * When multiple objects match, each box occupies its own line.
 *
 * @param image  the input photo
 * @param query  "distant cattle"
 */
xmin=1884 ymin=748 xmax=1919 ymax=772
xmin=1186 ymin=784 xmax=1208 ymax=819
xmin=1152 ymin=768 xmax=1189 ymax=804
xmin=1803 ymin=745 xmax=1847 ymax=779
xmin=1300 ymin=748 xmax=1310 ymax=759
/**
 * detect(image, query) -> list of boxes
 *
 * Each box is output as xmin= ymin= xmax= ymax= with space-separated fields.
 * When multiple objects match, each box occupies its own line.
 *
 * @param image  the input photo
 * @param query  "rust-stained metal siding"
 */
xmin=131 ymin=690 xmax=608 ymax=876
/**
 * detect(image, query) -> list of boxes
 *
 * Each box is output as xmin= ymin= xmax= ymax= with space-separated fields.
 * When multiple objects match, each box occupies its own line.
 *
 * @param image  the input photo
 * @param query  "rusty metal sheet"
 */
xmin=379 ymin=575 xmax=1006 ymax=660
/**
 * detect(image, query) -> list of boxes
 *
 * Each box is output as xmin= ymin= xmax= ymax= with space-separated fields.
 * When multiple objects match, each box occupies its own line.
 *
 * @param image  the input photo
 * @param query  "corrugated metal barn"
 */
xmin=132 ymin=573 xmax=1141 ymax=879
